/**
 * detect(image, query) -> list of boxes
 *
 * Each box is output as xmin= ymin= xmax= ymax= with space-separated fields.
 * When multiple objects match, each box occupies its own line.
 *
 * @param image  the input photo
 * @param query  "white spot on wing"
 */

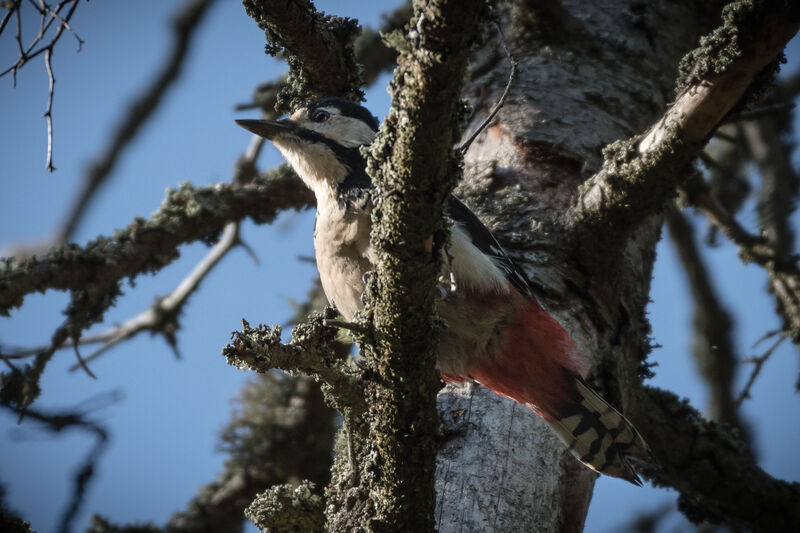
xmin=447 ymin=223 xmax=510 ymax=294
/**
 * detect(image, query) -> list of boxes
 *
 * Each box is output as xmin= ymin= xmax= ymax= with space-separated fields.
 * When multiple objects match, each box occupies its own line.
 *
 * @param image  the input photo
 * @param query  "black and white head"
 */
xmin=236 ymin=98 xmax=379 ymax=198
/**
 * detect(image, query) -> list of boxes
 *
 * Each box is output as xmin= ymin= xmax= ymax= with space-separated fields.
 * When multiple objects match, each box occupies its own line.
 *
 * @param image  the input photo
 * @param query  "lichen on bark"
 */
xmin=245 ymin=481 xmax=325 ymax=533
xmin=241 ymin=0 xmax=364 ymax=110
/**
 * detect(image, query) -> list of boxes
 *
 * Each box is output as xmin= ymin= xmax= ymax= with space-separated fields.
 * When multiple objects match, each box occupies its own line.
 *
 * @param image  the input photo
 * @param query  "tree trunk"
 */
xmin=434 ymin=1 xmax=713 ymax=530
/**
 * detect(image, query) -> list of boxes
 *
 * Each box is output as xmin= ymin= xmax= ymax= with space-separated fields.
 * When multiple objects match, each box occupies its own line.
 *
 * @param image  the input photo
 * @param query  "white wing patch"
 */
xmin=446 ymin=223 xmax=511 ymax=294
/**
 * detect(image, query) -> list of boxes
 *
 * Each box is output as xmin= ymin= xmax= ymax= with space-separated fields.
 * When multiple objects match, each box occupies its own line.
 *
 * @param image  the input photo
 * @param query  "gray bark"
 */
xmin=433 ymin=1 xmax=711 ymax=530
xmin=436 ymin=383 xmax=595 ymax=533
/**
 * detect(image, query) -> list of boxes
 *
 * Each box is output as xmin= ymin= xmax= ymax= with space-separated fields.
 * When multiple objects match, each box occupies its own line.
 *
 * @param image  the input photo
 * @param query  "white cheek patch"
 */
xmin=295 ymin=108 xmax=376 ymax=149
xmin=274 ymin=139 xmax=347 ymax=195
xmin=447 ymin=224 xmax=511 ymax=294
xmin=327 ymin=116 xmax=376 ymax=148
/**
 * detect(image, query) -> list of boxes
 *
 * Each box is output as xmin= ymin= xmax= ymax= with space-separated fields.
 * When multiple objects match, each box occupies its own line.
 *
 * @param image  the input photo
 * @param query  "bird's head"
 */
xmin=236 ymin=98 xmax=379 ymax=196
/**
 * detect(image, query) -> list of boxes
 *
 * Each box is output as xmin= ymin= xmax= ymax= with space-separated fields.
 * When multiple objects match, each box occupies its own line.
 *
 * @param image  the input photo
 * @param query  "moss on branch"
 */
xmin=676 ymin=0 xmax=798 ymax=99
xmin=242 ymin=0 xmax=365 ymax=110
xmin=0 ymin=167 xmax=312 ymax=316
xmin=357 ymin=0 xmax=489 ymax=530
xmin=222 ymin=310 xmax=366 ymax=416
xmin=572 ymin=0 xmax=798 ymax=247
xmin=245 ymin=481 xmax=325 ymax=533
xmin=631 ymin=385 xmax=800 ymax=531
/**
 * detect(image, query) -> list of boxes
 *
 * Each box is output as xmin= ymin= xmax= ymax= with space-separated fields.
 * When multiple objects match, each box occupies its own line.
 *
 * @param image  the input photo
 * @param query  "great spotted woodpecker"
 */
xmin=237 ymin=98 xmax=652 ymax=484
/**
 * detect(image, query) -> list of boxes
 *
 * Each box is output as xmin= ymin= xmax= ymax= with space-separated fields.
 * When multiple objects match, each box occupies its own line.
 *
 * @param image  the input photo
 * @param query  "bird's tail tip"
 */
xmin=546 ymin=376 xmax=655 ymax=486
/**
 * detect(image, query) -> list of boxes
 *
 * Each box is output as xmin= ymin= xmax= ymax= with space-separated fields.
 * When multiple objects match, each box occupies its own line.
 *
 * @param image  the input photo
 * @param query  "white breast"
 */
xmin=313 ymin=194 xmax=375 ymax=320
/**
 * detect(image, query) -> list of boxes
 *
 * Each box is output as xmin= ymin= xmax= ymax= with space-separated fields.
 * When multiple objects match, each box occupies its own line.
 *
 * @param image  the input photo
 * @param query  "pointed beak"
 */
xmin=235 ymin=119 xmax=295 ymax=140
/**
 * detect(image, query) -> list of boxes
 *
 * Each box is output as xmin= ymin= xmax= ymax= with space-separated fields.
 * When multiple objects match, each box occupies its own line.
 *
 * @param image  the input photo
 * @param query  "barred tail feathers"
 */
xmin=460 ymin=299 xmax=652 ymax=484
xmin=543 ymin=376 xmax=652 ymax=485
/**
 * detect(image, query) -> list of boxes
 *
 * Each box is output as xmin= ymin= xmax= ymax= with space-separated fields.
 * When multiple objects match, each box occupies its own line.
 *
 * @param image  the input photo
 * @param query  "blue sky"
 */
xmin=0 ymin=2 xmax=798 ymax=532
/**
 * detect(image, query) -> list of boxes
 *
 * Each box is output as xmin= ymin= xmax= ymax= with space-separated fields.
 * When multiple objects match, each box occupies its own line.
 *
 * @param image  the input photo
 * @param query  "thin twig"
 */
xmin=26 ymin=0 xmax=44 ymax=15
xmin=45 ymin=222 xmax=243 ymax=370
xmin=0 ymin=3 xmax=16 ymax=36
xmin=752 ymin=328 xmax=783 ymax=349
xmin=1 ymin=400 xmax=112 ymax=533
xmin=734 ymin=332 xmax=787 ymax=406
xmin=39 ymin=0 xmax=83 ymax=51
xmin=724 ymin=102 xmax=797 ymax=123
xmin=71 ymin=343 xmax=96 ymax=379
xmin=56 ymin=0 xmax=216 ymax=241
xmin=14 ymin=1 xmax=24 ymax=58
xmin=698 ymin=151 xmax=724 ymax=172
xmin=457 ymin=18 xmax=517 ymax=154
xmin=2 ymin=0 xmax=81 ymax=170
xmin=666 ymin=208 xmax=747 ymax=433
xmin=686 ymin=187 xmax=800 ymax=344
xmin=713 ymin=130 xmax=738 ymax=143
xmin=44 ymin=46 xmax=55 ymax=171
xmin=63 ymin=217 xmax=248 ymax=370
xmin=0 ymin=0 xmax=78 ymax=78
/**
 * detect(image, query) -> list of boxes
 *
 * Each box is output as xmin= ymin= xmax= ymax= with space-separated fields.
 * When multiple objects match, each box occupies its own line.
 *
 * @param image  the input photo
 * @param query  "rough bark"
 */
xmin=435 ymin=383 xmax=594 ymax=533
xmin=4 ymin=1 xmax=800 ymax=531
xmin=435 ymin=1 xmax=797 ymax=531
xmin=358 ymin=1 xmax=488 ymax=530
xmin=433 ymin=1 xmax=700 ymax=528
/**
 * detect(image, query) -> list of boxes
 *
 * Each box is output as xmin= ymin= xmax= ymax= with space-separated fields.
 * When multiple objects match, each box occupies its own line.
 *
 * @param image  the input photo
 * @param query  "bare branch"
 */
xmin=57 ymin=221 xmax=245 ymax=371
xmin=740 ymin=77 xmax=800 ymax=350
xmin=58 ymin=0 xmax=217 ymax=241
xmin=1 ymin=0 xmax=82 ymax=169
xmin=665 ymin=208 xmax=748 ymax=434
xmin=1 ymin=0 xmax=84 ymax=77
xmin=724 ymin=101 xmax=796 ymax=122
xmin=457 ymin=17 xmax=517 ymax=155
xmin=686 ymin=186 xmax=800 ymax=344
xmin=44 ymin=46 xmax=55 ymax=171
xmin=0 ymin=399 xmax=112 ymax=533
xmin=702 ymin=124 xmax=749 ymax=246
xmin=734 ymin=331 xmax=787 ymax=406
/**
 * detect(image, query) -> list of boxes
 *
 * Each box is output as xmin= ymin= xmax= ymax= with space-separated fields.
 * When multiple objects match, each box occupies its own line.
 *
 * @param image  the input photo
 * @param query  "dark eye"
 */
xmin=311 ymin=109 xmax=330 ymax=123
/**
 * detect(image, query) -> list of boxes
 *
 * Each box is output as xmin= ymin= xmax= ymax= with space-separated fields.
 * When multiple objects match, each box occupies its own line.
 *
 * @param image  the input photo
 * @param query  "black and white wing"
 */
xmin=446 ymin=195 xmax=534 ymax=298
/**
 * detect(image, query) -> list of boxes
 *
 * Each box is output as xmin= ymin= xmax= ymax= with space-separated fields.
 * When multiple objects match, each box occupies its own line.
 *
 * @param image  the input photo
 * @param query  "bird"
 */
xmin=236 ymin=97 xmax=653 ymax=484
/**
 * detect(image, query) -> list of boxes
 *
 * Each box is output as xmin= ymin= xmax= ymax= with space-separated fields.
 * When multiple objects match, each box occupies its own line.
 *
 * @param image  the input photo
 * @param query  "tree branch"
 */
xmin=0 ymin=0 xmax=82 ymax=78
xmin=630 ymin=384 xmax=800 ymax=531
xmin=572 ymin=1 xmax=799 ymax=238
xmin=685 ymin=184 xmax=800 ymax=344
xmin=735 ymin=330 xmax=787 ymax=405
xmin=245 ymin=481 xmax=324 ymax=533
xmin=665 ymin=208 xmax=748 ymax=435
xmin=0 ymin=166 xmax=313 ymax=316
xmin=358 ymin=0 xmax=488 ymax=529
xmin=0 ymin=399 xmax=112 ymax=533
xmin=241 ymin=0 xmax=366 ymax=110
xmin=62 ymin=220 xmax=248 ymax=370
xmin=222 ymin=312 xmax=366 ymax=417
xmin=235 ymin=2 xmax=411 ymax=114
xmin=1 ymin=0 xmax=82 ymax=171
xmin=57 ymin=0 xmax=217 ymax=242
